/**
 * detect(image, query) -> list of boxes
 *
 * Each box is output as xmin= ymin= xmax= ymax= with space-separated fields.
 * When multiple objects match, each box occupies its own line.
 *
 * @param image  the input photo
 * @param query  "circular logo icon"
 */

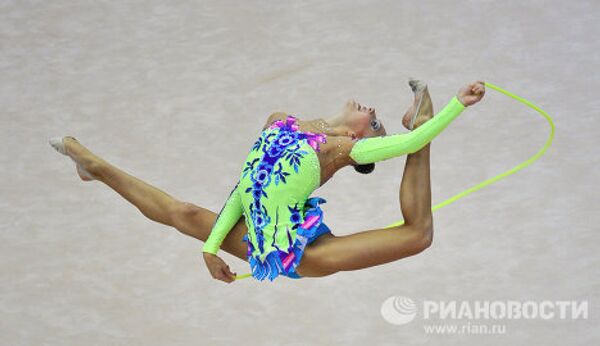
xmin=381 ymin=296 xmax=417 ymax=325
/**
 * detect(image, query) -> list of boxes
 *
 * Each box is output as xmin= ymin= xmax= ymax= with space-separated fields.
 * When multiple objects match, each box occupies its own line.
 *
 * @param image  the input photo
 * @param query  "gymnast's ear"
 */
xmin=354 ymin=163 xmax=375 ymax=174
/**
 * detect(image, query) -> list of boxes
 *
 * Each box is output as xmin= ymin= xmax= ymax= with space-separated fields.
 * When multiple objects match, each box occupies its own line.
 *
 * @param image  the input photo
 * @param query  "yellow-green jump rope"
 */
xmin=235 ymin=81 xmax=555 ymax=280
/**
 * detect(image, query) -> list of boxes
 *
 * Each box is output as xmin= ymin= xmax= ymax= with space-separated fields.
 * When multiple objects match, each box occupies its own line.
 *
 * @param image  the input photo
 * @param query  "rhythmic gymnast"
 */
xmin=49 ymin=79 xmax=485 ymax=283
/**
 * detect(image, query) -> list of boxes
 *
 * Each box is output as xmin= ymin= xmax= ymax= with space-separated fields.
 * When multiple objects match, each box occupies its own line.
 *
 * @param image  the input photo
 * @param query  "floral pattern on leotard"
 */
xmin=240 ymin=115 xmax=328 ymax=281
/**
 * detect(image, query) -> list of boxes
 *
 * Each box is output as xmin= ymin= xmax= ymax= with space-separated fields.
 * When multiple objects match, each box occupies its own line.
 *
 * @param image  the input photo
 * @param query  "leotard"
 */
xmin=203 ymin=115 xmax=328 ymax=281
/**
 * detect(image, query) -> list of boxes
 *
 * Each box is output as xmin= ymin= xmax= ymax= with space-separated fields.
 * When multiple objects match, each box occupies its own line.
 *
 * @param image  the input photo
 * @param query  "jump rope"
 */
xmin=234 ymin=81 xmax=555 ymax=280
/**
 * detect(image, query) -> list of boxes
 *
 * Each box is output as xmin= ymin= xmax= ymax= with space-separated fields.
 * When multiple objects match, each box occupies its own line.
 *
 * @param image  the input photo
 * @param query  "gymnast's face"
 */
xmin=342 ymin=99 xmax=387 ymax=139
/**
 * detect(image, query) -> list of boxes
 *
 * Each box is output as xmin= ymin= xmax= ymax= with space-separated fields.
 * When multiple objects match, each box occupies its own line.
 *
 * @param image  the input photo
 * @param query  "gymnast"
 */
xmin=49 ymin=79 xmax=485 ymax=283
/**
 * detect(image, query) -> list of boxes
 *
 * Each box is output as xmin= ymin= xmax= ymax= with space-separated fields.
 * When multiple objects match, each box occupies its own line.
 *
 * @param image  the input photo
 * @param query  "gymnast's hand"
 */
xmin=457 ymin=81 xmax=486 ymax=107
xmin=203 ymin=252 xmax=237 ymax=284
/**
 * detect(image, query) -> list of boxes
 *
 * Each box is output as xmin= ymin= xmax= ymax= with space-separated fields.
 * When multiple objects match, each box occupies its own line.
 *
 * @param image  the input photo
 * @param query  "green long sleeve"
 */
xmin=202 ymin=181 xmax=243 ymax=255
xmin=349 ymin=96 xmax=466 ymax=164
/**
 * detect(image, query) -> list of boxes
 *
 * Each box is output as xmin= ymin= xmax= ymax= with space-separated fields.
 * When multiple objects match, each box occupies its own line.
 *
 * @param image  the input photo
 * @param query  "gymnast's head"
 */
xmin=339 ymin=99 xmax=387 ymax=140
xmin=336 ymin=99 xmax=386 ymax=175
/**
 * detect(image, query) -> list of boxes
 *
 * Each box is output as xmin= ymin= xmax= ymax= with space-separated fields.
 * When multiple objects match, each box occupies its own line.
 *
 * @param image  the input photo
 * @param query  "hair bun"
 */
xmin=354 ymin=163 xmax=375 ymax=174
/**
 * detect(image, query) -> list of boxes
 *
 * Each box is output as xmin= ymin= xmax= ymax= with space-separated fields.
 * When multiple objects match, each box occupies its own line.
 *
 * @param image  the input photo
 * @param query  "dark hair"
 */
xmin=354 ymin=163 xmax=375 ymax=174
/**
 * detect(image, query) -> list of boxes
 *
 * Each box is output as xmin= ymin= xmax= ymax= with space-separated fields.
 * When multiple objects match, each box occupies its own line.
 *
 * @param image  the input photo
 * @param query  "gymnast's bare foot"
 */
xmin=62 ymin=137 xmax=104 ymax=181
xmin=402 ymin=80 xmax=434 ymax=130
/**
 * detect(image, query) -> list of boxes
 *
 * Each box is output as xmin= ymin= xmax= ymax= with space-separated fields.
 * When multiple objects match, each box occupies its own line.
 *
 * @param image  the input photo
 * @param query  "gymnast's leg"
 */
xmin=296 ymin=88 xmax=435 ymax=277
xmin=58 ymin=137 xmax=248 ymax=261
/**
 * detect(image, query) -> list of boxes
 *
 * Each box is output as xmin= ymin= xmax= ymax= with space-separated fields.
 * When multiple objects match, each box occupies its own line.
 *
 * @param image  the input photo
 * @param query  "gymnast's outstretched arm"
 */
xmin=347 ymin=95 xmax=467 ymax=165
xmin=202 ymin=181 xmax=243 ymax=256
xmin=201 ymin=180 xmax=244 ymax=282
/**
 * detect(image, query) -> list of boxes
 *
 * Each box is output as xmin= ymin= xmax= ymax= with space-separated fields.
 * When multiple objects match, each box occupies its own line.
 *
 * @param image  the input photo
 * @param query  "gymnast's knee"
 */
xmin=170 ymin=201 xmax=203 ymax=230
xmin=416 ymin=221 xmax=434 ymax=253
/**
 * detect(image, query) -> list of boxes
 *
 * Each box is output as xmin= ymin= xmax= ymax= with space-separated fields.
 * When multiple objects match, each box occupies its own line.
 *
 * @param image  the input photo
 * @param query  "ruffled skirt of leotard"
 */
xmin=241 ymin=196 xmax=328 ymax=281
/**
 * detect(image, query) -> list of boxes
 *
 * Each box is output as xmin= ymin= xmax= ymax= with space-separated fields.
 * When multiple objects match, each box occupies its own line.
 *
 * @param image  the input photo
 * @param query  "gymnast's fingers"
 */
xmin=469 ymin=82 xmax=479 ymax=93
xmin=477 ymin=84 xmax=486 ymax=95
xmin=216 ymin=269 xmax=234 ymax=283
xmin=224 ymin=265 xmax=237 ymax=281
xmin=224 ymin=268 xmax=236 ymax=283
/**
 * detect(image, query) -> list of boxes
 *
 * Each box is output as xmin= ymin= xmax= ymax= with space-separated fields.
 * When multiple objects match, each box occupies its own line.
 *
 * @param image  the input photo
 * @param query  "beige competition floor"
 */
xmin=1 ymin=1 xmax=598 ymax=345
